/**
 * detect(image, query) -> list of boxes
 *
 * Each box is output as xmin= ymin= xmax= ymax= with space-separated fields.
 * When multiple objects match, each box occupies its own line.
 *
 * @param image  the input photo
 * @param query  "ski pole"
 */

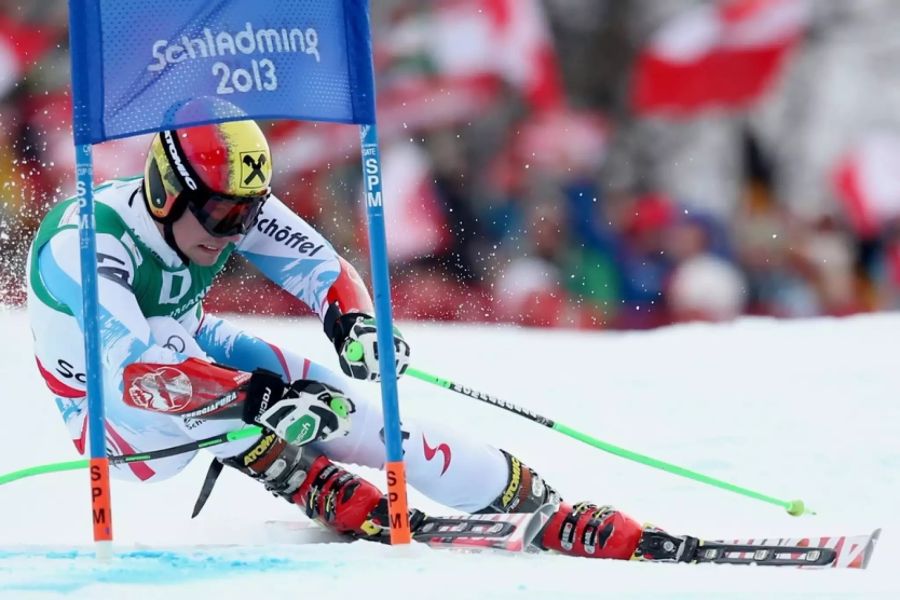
xmin=0 ymin=425 xmax=262 ymax=486
xmin=405 ymin=366 xmax=812 ymax=517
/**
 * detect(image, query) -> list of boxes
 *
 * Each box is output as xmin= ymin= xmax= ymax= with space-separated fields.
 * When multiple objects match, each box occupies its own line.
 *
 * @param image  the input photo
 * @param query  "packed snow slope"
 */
xmin=0 ymin=308 xmax=897 ymax=599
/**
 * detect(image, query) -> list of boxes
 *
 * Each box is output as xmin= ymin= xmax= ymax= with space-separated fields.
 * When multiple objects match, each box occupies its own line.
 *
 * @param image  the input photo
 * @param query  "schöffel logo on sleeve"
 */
xmin=256 ymin=217 xmax=324 ymax=256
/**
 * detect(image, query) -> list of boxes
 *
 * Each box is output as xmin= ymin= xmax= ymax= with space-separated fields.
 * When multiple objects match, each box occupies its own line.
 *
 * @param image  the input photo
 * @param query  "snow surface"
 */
xmin=0 ymin=308 xmax=897 ymax=599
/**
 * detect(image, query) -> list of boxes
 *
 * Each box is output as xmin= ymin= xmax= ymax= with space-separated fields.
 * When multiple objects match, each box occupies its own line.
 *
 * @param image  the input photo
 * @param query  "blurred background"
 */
xmin=4 ymin=0 xmax=900 ymax=330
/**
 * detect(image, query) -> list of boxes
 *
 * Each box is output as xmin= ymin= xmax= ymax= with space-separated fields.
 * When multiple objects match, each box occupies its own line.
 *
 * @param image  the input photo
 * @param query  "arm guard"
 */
xmin=322 ymin=256 xmax=374 ymax=347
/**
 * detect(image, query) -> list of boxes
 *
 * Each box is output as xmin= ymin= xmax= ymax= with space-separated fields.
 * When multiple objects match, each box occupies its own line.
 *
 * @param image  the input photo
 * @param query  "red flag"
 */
xmin=833 ymin=133 xmax=900 ymax=239
xmin=632 ymin=0 xmax=809 ymax=116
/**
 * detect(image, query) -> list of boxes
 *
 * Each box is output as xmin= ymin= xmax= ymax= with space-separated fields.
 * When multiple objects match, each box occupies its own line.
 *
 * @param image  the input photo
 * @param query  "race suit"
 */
xmin=26 ymin=177 xmax=507 ymax=512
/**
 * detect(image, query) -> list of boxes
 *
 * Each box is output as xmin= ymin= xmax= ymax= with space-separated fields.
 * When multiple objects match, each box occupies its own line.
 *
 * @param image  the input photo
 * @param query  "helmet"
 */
xmin=143 ymin=120 xmax=273 ymax=237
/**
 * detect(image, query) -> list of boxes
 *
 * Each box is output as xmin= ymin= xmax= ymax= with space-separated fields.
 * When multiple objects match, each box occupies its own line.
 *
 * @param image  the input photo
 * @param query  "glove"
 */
xmin=329 ymin=312 xmax=411 ymax=382
xmin=242 ymin=369 xmax=355 ymax=446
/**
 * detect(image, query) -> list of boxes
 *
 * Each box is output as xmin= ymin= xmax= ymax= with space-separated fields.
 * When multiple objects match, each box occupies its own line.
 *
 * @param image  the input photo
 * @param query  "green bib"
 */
xmin=30 ymin=183 xmax=234 ymax=320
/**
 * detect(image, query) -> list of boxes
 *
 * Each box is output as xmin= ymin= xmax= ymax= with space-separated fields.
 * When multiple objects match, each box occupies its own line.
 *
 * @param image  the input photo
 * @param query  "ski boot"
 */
xmin=469 ymin=451 xmax=641 ymax=560
xmin=474 ymin=450 xmax=561 ymax=514
xmin=537 ymin=502 xmax=645 ymax=559
xmin=290 ymin=453 xmax=426 ymax=541
xmin=224 ymin=434 xmax=422 ymax=541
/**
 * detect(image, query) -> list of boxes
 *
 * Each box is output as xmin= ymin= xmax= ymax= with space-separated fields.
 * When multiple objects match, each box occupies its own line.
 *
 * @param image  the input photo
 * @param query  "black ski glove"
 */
xmin=324 ymin=309 xmax=411 ymax=382
xmin=243 ymin=369 xmax=355 ymax=446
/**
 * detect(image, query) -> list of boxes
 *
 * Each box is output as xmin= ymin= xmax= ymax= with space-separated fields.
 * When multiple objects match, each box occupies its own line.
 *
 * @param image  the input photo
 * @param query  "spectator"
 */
xmin=3 ymin=0 xmax=900 ymax=332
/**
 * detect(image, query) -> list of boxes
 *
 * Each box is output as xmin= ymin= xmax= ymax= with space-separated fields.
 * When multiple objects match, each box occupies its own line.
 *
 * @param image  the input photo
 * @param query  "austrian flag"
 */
xmin=631 ymin=0 xmax=811 ymax=116
xmin=832 ymin=133 xmax=900 ymax=239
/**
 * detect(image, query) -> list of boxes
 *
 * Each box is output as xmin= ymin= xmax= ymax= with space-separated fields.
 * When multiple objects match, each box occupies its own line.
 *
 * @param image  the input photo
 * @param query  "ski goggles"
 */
xmin=183 ymin=189 xmax=270 ymax=237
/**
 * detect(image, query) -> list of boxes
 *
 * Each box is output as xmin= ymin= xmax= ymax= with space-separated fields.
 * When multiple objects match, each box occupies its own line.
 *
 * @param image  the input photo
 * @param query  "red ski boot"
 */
xmin=290 ymin=454 xmax=426 ymax=541
xmin=537 ymin=502 xmax=644 ymax=559
xmin=224 ymin=433 xmax=420 ymax=541
xmin=289 ymin=454 xmax=385 ymax=537
xmin=466 ymin=450 xmax=644 ymax=559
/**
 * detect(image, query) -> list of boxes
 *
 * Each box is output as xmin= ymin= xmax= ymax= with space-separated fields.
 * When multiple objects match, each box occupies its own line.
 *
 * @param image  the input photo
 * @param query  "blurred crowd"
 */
xmin=5 ymin=0 xmax=900 ymax=329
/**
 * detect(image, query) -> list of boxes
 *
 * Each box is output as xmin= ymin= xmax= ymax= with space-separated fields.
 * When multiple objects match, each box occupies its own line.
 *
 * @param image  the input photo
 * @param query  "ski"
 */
xmin=268 ymin=511 xmax=880 ymax=569
xmin=265 ymin=503 xmax=556 ymax=553
xmin=635 ymin=528 xmax=881 ymax=569
xmin=412 ymin=504 xmax=555 ymax=552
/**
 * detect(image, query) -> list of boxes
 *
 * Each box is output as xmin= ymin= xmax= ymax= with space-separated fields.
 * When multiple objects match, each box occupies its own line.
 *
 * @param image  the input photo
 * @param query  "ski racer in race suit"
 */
xmin=26 ymin=118 xmax=647 ymax=559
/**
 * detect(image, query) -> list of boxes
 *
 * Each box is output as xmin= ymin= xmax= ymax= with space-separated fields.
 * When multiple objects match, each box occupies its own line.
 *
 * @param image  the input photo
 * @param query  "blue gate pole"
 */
xmin=68 ymin=0 xmax=113 ymax=555
xmin=75 ymin=144 xmax=114 ymax=555
xmin=358 ymin=123 xmax=411 ymax=544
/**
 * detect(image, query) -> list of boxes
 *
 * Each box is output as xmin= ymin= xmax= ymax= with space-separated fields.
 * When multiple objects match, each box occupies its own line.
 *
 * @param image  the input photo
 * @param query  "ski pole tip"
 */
xmin=786 ymin=499 xmax=813 ymax=516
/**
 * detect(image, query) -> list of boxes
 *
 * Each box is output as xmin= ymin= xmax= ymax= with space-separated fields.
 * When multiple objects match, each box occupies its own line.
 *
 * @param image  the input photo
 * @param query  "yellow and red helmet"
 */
xmin=143 ymin=120 xmax=273 ymax=236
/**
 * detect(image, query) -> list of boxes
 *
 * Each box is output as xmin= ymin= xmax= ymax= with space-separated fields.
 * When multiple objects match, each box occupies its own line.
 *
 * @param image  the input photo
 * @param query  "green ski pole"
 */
xmin=0 ymin=426 xmax=262 ymax=486
xmin=405 ymin=366 xmax=812 ymax=517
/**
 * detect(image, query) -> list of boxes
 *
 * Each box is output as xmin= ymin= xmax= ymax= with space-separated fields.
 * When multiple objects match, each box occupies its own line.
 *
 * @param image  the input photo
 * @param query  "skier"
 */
xmin=26 ymin=117 xmax=677 ymax=560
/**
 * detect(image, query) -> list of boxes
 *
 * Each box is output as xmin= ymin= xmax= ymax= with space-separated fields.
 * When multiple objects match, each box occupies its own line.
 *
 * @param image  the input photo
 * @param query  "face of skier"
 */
xmin=170 ymin=208 xmax=242 ymax=266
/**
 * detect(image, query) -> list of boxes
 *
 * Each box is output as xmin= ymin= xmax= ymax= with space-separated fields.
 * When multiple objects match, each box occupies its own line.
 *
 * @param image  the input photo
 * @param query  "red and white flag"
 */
xmin=833 ymin=133 xmax=900 ymax=238
xmin=270 ymin=0 xmax=565 ymax=174
xmin=485 ymin=0 xmax=564 ymax=111
xmin=632 ymin=0 xmax=810 ymax=116
xmin=0 ymin=15 xmax=53 ymax=96
xmin=376 ymin=0 xmax=563 ymax=127
xmin=362 ymin=142 xmax=451 ymax=263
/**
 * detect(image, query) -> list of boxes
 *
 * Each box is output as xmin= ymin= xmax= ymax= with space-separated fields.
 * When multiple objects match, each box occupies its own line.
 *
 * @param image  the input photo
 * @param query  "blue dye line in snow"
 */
xmin=0 ymin=549 xmax=332 ymax=593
